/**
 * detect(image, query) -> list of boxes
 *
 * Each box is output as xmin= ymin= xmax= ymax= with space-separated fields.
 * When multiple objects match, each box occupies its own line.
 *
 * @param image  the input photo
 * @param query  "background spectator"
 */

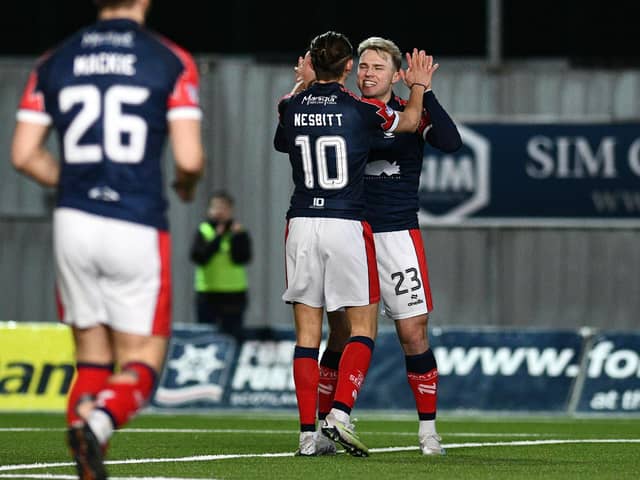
xmin=190 ymin=191 xmax=252 ymax=341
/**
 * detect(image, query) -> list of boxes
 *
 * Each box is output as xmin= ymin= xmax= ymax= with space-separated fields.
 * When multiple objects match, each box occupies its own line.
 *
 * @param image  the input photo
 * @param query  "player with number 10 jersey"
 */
xmin=277 ymin=82 xmax=398 ymax=222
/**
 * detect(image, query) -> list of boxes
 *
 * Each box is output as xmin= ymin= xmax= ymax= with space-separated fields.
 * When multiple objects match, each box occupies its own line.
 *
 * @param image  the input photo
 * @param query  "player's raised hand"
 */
xmin=401 ymin=49 xmax=439 ymax=91
xmin=290 ymin=51 xmax=316 ymax=95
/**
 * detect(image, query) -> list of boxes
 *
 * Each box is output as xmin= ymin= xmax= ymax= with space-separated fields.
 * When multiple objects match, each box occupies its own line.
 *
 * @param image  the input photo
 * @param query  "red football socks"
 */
xmin=331 ymin=336 xmax=374 ymax=414
xmin=66 ymin=362 xmax=114 ymax=426
xmin=293 ymin=346 xmax=320 ymax=431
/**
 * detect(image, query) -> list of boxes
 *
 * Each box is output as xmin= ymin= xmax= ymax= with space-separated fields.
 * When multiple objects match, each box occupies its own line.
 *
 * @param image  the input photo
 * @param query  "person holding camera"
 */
xmin=190 ymin=190 xmax=252 ymax=341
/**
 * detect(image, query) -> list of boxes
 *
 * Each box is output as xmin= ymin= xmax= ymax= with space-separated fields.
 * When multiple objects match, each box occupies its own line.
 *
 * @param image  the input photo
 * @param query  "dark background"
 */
xmin=1 ymin=0 xmax=639 ymax=67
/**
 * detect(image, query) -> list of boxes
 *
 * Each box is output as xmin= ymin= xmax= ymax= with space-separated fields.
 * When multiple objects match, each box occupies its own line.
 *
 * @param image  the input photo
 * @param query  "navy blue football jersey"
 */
xmin=275 ymin=82 xmax=398 ymax=220
xmin=18 ymin=18 xmax=201 ymax=230
xmin=363 ymin=93 xmax=432 ymax=232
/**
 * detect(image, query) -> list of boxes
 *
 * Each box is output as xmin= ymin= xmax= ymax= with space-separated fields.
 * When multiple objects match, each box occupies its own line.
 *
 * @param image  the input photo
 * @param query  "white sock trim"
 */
xmin=87 ymin=409 xmax=114 ymax=445
xmin=419 ymin=419 xmax=437 ymax=437
xmin=330 ymin=408 xmax=350 ymax=424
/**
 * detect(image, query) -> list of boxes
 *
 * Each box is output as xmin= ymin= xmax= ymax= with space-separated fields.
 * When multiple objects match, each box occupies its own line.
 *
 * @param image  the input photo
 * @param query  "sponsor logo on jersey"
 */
xmin=418 ymin=125 xmax=490 ymax=224
xmin=81 ymin=31 xmax=135 ymax=48
xmin=301 ymin=94 xmax=338 ymax=106
xmin=365 ymin=159 xmax=401 ymax=177
xmin=88 ymin=186 xmax=120 ymax=202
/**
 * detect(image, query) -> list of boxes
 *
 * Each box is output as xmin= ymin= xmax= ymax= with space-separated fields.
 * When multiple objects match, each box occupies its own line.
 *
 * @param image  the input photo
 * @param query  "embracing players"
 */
xmin=275 ymin=31 xmax=436 ymax=456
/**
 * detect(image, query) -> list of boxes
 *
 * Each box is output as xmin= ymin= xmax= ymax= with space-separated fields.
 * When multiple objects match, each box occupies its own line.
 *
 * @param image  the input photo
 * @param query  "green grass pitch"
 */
xmin=1 ymin=412 xmax=639 ymax=479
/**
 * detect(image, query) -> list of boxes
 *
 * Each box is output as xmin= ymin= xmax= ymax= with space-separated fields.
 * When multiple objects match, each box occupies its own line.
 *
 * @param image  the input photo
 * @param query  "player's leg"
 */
xmin=332 ymin=304 xmax=378 ymax=415
xmin=395 ymin=314 xmax=444 ymax=455
xmin=63 ymin=213 xmax=172 ymax=476
xmin=320 ymin=219 xmax=379 ymax=456
xmin=67 ymin=326 xmax=114 ymax=427
xmin=322 ymin=303 xmax=377 ymax=457
xmin=313 ymin=310 xmax=350 ymax=455
xmin=97 ymin=332 xmax=166 ymax=434
xmin=281 ymin=218 xmax=332 ymax=455
xmin=318 ymin=310 xmax=349 ymax=421
xmin=55 ymin=209 xmax=114 ymax=429
xmin=54 ymin=208 xmax=114 ymax=480
xmin=376 ymin=228 xmax=444 ymax=455
xmin=292 ymin=303 xmax=326 ymax=455
xmin=65 ymin=326 xmax=113 ymax=480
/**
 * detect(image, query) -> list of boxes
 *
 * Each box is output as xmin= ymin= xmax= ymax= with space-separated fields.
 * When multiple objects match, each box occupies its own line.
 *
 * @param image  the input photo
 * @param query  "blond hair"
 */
xmin=357 ymin=37 xmax=402 ymax=71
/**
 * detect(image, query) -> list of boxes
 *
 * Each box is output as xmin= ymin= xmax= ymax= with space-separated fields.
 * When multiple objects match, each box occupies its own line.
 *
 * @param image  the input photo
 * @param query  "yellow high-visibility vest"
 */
xmin=194 ymin=222 xmax=248 ymax=292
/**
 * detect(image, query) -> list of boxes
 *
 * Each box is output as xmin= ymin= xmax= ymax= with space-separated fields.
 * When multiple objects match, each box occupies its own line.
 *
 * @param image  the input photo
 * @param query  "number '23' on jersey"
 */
xmin=17 ymin=18 xmax=201 ymax=230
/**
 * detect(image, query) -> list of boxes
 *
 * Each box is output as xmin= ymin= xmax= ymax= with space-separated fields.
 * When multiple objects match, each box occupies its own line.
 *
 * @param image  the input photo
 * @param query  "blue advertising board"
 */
xmin=576 ymin=332 xmax=640 ymax=413
xmin=429 ymin=328 xmax=585 ymax=411
xmin=153 ymin=325 xmax=589 ymax=413
xmin=419 ymin=123 xmax=640 ymax=225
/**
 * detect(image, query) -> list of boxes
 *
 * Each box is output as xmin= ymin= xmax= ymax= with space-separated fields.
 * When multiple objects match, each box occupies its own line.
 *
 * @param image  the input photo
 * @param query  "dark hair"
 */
xmin=309 ymin=31 xmax=353 ymax=81
xmin=210 ymin=190 xmax=234 ymax=206
xmin=93 ymin=0 xmax=136 ymax=9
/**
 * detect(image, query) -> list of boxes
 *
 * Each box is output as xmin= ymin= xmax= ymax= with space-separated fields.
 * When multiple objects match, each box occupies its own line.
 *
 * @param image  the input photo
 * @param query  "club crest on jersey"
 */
xmin=418 ymin=125 xmax=490 ymax=224
xmin=365 ymin=159 xmax=401 ymax=177
xmin=154 ymin=332 xmax=236 ymax=406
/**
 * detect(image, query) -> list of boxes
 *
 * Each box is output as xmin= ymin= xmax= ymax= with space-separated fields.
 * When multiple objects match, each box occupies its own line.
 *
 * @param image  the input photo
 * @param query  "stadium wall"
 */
xmin=0 ymin=57 xmax=639 ymax=330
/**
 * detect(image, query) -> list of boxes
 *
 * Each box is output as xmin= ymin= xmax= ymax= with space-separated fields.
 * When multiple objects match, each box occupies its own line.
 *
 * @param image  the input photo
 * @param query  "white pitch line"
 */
xmin=1 ymin=439 xmax=639 ymax=473
xmin=0 ymin=427 xmax=559 ymax=437
xmin=0 ymin=476 xmax=212 ymax=480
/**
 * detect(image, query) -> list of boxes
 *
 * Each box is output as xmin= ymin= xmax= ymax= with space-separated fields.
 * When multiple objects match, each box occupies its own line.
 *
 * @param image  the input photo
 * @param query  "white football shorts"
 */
xmin=374 ymin=228 xmax=433 ymax=320
xmin=282 ymin=217 xmax=380 ymax=311
xmin=53 ymin=208 xmax=171 ymax=336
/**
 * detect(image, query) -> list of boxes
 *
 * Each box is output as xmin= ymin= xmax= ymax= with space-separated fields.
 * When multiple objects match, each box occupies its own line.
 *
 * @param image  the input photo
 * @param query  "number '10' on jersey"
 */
xmin=275 ymin=82 xmax=399 ymax=221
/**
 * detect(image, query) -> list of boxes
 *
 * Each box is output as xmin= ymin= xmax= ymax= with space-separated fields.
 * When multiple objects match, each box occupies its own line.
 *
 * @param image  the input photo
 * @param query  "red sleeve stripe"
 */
xmin=17 ymin=69 xmax=50 ymax=124
xmin=156 ymin=35 xmax=201 ymax=110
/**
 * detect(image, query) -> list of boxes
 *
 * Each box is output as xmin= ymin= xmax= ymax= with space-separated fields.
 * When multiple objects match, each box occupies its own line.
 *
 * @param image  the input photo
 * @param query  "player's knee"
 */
xmin=398 ymin=329 xmax=429 ymax=354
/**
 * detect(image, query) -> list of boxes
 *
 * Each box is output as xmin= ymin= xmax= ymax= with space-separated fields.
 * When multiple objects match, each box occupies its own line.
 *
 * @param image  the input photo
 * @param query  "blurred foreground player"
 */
xmin=11 ymin=0 xmax=204 ymax=478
